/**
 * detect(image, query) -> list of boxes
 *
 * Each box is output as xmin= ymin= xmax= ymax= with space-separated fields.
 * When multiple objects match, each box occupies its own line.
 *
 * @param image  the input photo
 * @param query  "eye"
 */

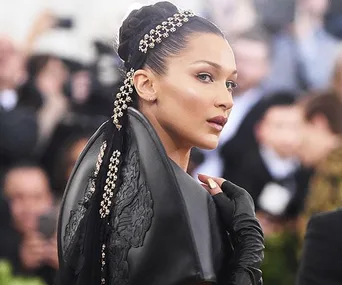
xmin=196 ymin=73 xmax=213 ymax=83
xmin=226 ymin=80 xmax=238 ymax=91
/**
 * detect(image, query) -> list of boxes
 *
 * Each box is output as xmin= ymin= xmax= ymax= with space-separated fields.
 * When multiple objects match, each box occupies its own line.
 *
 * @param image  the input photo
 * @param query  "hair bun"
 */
xmin=118 ymin=1 xmax=179 ymax=64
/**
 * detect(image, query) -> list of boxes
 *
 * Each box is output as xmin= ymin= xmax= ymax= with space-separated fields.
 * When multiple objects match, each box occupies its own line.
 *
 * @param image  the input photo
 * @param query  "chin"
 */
xmin=196 ymin=136 xmax=219 ymax=150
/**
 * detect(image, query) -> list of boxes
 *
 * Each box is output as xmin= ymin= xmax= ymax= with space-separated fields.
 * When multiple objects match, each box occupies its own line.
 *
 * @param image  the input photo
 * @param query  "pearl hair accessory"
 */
xmin=138 ymin=10 xmax=195 ymax=53
xmin=100 ymin=149 xmax=121 ymax=218
xmin=112 ymin=68 xmax=134 ymax=130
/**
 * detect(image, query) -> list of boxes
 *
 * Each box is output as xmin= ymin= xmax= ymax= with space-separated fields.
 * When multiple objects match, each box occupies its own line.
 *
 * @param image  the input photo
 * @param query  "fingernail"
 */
xmin=208 ymin=178 xmax=217 ymax=189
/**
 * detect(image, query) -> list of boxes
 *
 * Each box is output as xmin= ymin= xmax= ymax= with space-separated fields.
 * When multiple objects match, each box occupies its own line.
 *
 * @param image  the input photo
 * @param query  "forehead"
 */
xmin=233 ymin=39 xmax=268 ymax=58
xmin=265 ymin=106 xmax=299 ymax=121
xmin=5 ymin=168 xmax=49 ymax=195
xmin=168 ymin=33 xmax=236 ymax=73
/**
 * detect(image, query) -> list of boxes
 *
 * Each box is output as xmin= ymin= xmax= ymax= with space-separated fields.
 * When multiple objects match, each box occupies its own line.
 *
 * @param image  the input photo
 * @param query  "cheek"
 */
xmin=159 ymin=83 xmax=211 ymax=127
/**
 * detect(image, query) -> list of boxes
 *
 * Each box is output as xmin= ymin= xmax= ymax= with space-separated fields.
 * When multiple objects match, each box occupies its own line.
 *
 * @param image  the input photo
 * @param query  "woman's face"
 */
xmin=148 ymin=33 xmax=236 ymax=150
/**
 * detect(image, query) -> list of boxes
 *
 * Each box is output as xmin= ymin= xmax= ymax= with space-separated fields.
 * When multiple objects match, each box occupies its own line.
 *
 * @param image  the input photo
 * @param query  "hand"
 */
xmin=198 ymin=174 xmax=264 ymax=285
xmin=198 ymin=174 xmax=225 ymax=195
xmin=28 ymin=10 xmax=56 ymax=39
xmin=20 ymin=232 xmax=47 ymax=270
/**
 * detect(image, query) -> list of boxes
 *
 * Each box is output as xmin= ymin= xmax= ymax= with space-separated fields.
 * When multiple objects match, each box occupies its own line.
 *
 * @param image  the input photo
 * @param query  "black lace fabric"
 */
xmin=63 ymin=179 xmax=94 ymax=259
xmin=62 ymin=130 xmax=154 ymax=284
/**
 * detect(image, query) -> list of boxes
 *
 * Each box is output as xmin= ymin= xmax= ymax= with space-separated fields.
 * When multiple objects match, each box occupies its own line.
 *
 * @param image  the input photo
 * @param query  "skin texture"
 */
xmin=133 ymin=32 xmax=237 ymax=171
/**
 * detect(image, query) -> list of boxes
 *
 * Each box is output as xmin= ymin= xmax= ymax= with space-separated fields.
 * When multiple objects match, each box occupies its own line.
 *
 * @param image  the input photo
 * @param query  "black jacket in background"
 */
xmin=234 ymin=147 xmax=311 ymax=219
xmin=220 ymin=98 xmax=266 ymax=183
xmin=297 ymin=209 xmax=342 ymax=285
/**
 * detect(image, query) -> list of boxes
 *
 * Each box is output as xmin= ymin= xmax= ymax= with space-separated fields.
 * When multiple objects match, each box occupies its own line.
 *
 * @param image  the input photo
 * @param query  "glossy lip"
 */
xmin=207 ymin=116 xmax=228 ymax=128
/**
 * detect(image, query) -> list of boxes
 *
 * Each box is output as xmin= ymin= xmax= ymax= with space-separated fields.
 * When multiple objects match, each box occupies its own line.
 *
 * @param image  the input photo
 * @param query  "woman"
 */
xmin=57 ymin=2 xmax=264 ymax=285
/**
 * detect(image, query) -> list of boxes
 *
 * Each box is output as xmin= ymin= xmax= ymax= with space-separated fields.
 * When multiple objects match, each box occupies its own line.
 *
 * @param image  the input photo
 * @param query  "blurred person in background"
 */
xmin=253 ymin=0 xmax=296 ymax=36
xmin=0 ymin=35 xmax=38 ymax=179
xmin=324 ymin=0 xmax=342 ymax=39
xmin=294 ymin=92 xmax=342 ymax=284
xmin=18 ymin=53 xmax=70 ymax=149
xmin=233 ymin=93 xmax=311 ymax=285
xmin=1 ymin=162 xmax=58 ymax=285
xmin=234 ymin=93 xmax=310 ymax=232
xmin=51 ymin=131 xmax=92 ymax=199
xmin=266 ymin=0 xmax=341 ymax=93
xmin=39 ymin=115 xmax=105 ymax=193
xmin=297 ymin=207 xmax=342 ymax=285
xmin=0 ymin=35 xmax=26 ymax=110
xmin=295 ymin=92 xmax=342 ymax=240
xmin=194 ymin=27 xmax=271 ymax=184
xmin=202 ymin=0 xmax=259 ymax=38
xmin=330 ymin=50 xmax=342 ymax=99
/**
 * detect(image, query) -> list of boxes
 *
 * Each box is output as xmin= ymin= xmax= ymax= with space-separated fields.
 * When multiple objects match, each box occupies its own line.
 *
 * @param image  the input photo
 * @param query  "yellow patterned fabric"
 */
xmin=299 ymin=144 xmax=342 ymax=239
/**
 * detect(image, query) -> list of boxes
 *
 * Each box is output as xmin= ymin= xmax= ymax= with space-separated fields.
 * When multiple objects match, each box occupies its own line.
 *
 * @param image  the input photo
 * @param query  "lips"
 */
xmin=207 ymin=116 xmax=228 ymax=128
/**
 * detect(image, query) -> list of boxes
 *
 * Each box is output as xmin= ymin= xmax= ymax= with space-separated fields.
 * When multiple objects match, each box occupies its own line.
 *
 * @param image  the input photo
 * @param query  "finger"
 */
xmin=198 ymin=173 xmax=225 ymax=187
xmin=200 ymin=183 xmax=210 ymax=191
xmin=203 ymin=178 xmax=222 ymax=196
xmin=200 ymin=182 xmax=223 ymax=196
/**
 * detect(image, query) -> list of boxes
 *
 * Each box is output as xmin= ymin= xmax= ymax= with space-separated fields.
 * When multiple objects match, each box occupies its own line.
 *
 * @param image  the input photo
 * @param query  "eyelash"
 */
xmin=196 ymin=73 xmax=238 ymax=91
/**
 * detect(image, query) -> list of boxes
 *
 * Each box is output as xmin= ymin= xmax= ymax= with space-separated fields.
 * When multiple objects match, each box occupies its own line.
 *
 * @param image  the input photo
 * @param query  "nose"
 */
xmin=215 ymin=87 xmax=234 ymax=111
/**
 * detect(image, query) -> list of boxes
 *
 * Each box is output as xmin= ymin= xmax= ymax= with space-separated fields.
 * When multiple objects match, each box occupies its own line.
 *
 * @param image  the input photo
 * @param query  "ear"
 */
xmin=133 ymin=69 xmax=157 ymax=102
xmin=311 ymin=114 xmax=330 ymax=132
xmin=254 ymin=121 xmax=263 ymax=142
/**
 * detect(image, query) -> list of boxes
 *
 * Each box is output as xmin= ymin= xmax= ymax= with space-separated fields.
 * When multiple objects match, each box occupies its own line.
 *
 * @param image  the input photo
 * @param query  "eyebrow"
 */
xmin=192 ymin=60 xmax=237 ymax=75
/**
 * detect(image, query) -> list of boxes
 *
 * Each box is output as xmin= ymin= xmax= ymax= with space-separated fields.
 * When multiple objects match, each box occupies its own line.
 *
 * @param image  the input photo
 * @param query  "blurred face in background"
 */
xmin=296 ymin=0 xmax=329 ymax=17
xmin=256 ymin=105 xmax=301 ymax=158
xmin=4 ymin=167 xmax=53 ymax=234
xmin=233 ymin=38 xmax=269 ymax=93
xmin=206 ymin=0 xmax=257 ymax=36
xmin=35 ymin=56 xmax=69 ymax=95
xmin=0 ymin=36 xmax=26 ymax=89
xmin=295 ymin=108 xmax=333 ymax=167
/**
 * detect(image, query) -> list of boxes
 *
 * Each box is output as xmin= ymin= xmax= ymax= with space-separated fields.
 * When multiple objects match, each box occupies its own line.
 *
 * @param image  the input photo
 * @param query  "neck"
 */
xmin=141 ymin=109 xmax=191 ymax=171
xmin=294 ymin=13 xmax=323 ymax=39
xmin=167 ymin=147 xmax=191 ymax=172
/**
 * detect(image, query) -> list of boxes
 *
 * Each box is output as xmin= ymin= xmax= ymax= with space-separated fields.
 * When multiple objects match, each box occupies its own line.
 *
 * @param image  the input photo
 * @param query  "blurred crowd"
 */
xmin=0 ymin=0 xmax=342 ymax=284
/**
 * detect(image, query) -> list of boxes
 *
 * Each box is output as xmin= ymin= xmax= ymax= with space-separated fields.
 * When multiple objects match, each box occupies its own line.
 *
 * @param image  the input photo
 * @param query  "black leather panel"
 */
xmin=58 ymin=107 xmax=228 ymax=284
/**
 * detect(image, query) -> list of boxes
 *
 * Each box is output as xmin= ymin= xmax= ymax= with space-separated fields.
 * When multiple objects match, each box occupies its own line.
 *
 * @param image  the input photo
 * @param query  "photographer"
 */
xmin=1 ymin=162 xmax=58 ymax=285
